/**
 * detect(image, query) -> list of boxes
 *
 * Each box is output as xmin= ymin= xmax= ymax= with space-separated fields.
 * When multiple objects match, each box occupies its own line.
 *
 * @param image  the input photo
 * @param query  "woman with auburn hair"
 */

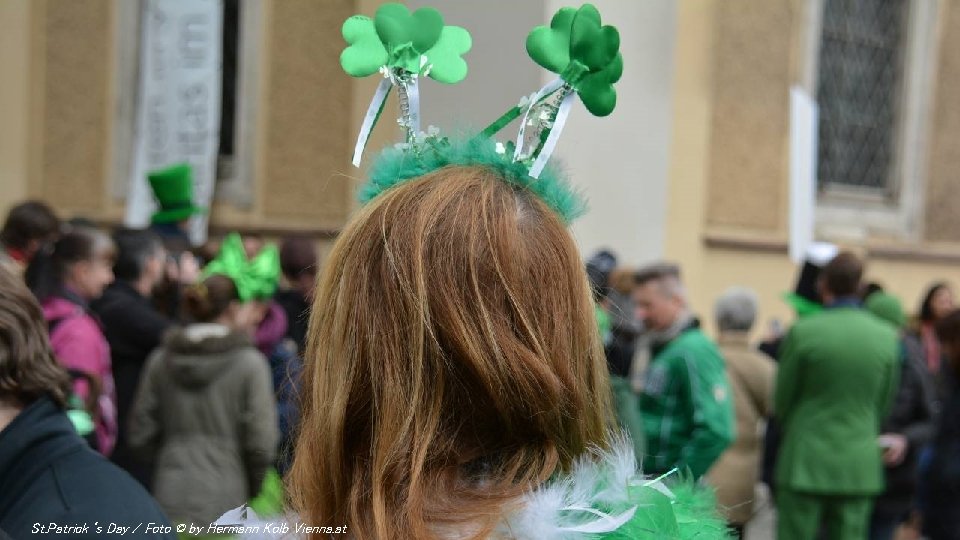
xmin=289 ymin=167 xmax=612 ymax=538
xmin=277 ymin=160 xmax=728 ymax=538
xmin=237 ymin=3 xmax=729 ymax=538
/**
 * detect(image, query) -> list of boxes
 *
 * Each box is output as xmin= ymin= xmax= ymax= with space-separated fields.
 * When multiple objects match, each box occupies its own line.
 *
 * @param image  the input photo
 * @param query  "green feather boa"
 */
xmin=360 ymin=135 xmax=588 ymax=224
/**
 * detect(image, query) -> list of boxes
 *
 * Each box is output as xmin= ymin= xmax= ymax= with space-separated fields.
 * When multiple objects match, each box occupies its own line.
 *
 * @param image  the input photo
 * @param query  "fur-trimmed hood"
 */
xmin=216 ymin=435 xmax=731 ymax=539
xmin=160 ymin=324 xmax=255 ymax=389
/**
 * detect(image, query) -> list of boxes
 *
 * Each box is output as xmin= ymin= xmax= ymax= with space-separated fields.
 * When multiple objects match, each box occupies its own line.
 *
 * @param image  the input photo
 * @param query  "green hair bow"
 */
xmin=202 ymin=233 xmax=280 ymax=302
xmin=341 ymin=3 xmax=471 ymax=166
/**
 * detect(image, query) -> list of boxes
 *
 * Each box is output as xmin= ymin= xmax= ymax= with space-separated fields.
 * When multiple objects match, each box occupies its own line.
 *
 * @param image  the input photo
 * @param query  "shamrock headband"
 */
xmin=202 ymin=233 xmax=281 ymax=302
xmin=342 ymin=3 xmax=622 ymax=223
xmin=342 ymin=3 xmax=471 ymax=166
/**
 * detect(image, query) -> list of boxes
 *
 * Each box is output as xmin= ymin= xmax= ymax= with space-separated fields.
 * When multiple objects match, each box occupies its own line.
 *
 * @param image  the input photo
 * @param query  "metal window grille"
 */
xmin=816 ymin=0 xmax=908 ymax=193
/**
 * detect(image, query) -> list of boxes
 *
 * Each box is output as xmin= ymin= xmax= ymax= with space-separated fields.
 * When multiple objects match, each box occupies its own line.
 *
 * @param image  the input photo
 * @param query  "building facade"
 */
xmin=1 ymin=0 xmax=958 ymax=333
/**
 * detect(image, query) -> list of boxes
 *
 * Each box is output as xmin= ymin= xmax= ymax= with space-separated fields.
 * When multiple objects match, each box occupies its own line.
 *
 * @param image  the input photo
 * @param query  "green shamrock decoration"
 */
xmin=526 ymin=4 xmax=622 ymax=116
xmin=340 ymin=3 xmax=471 ymax=84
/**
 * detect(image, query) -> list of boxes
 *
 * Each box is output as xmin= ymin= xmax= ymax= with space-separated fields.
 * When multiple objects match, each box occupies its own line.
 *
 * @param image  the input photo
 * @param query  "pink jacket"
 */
xmin=43 ymin=296 xmax=117 ymax=456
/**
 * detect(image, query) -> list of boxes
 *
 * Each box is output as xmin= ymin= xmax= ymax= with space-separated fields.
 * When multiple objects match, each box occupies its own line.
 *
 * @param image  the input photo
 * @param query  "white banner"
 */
xmin=125 ymin=0 xmax=223 ymax=245
xmin=789 ymin=86 xmax=819 ymax=264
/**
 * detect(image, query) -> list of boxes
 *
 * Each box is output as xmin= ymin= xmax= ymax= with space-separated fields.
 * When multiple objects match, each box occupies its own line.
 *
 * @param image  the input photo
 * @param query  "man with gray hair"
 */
xmin=631 ymin=263 xmax=734 ymax=479
xmin=91 ymin=228 xmax=171 ymax=489
xmin=706 ymin=287 xmax=776 ymax=538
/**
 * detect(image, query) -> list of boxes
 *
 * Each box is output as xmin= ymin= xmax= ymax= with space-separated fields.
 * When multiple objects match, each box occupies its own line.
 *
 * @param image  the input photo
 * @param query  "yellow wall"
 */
xmin=3 ymin=0 xmax=958 ymax=314
xmin=0 ymin=0 xmax=31 ymax=215
xmin=0 ymin=0 xmax=365 ymax=241
xmin=664 ymin=0 xmax=718 ymax=321
xmin=666 ymin=0 xmax=960 ymax=338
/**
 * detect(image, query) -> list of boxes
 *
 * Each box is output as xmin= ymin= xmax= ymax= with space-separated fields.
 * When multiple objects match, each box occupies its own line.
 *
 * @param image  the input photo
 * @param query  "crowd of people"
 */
xmin=1 ymin=174 xmax=959 ymax=540
xmin=1 ymin=178 xmax=958 ymax=540
xmin=0 ymin=186 xmax=317 ymax=538
xmin=1 ymin=165 xmax=959 ymax=540
xmin=8 ymin=0 xmax=959 ymax=537
xmin=589 ymin=246 xmax=959 ymax=539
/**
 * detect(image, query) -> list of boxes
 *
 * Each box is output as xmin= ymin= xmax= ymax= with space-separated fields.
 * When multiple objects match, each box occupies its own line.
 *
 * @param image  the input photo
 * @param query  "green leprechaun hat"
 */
xmin=148 ymin=163 xmax=207 ymax=224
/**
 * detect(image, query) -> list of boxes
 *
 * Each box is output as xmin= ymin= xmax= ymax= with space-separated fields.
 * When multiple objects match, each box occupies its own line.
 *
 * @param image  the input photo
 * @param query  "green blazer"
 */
xmin=774 ymin=306 xmax=899 ymax=495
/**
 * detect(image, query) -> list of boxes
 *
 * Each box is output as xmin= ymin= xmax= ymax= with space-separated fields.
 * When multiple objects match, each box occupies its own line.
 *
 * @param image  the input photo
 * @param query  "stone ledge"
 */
xmin=703 ymin=231 xmax=960 ymax=263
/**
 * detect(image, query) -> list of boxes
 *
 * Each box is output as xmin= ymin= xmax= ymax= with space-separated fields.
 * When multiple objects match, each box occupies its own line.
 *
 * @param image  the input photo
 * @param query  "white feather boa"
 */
xmin=213 ymin=434 xmax=725 ymax=539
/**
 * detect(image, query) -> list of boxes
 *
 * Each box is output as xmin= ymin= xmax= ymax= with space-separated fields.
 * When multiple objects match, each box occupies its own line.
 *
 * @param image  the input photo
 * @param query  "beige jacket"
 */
xmin=706 ymin=332 xmax=776 ymax=525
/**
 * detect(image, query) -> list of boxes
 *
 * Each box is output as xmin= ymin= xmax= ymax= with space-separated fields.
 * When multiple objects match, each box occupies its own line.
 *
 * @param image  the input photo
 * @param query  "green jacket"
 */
xmin=639 ymin=327 xmax=735 ymax=478
xmin=774 ymin=306 xmax=899 ymax=494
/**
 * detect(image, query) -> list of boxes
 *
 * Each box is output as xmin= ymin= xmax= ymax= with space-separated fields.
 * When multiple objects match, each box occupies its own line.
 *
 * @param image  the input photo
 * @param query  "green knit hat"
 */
xmin=865 ymin=292 xmax=906 ymax=329
xmin=148 ymin=163 xmax=206 ymax=224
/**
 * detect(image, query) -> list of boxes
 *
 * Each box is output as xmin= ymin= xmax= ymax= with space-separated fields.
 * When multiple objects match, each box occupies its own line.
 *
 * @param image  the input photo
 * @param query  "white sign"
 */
xmin=789 ymin=86 xmax=818 ymax=264
xmin=125 ymin=0 xmax=223 ymax=245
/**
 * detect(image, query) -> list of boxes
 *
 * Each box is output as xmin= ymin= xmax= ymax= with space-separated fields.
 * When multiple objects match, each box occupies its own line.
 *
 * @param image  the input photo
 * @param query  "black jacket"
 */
xmin=0 ymin=397 xmax=176 ymax=539
xmin=91 ymin=281 xmax=171 ymax=488
xmin=924 ymin=372 xmax=960 ymax=539
xmin=873 ymin=336 xmax=937 ymax=518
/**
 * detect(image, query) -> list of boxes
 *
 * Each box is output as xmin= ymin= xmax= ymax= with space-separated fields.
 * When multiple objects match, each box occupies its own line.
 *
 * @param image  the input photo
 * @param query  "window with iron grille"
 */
xmin=816 ymin=0 xmax=909 ymax=197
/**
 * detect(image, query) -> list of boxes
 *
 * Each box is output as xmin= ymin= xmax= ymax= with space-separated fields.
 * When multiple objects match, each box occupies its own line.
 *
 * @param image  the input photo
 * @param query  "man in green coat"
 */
xmin=632 ymin=264 xmax=735 ymax=478
xmin=775 ymin=252 xmax=899 ymax=539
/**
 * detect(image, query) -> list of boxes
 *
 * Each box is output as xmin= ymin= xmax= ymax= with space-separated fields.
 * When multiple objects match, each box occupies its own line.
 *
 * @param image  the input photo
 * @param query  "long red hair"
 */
xmin=287 ymin=166 xmax=613 ymax=538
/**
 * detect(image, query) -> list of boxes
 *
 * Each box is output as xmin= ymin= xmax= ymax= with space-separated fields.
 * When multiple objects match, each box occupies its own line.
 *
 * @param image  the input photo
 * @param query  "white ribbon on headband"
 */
xmin=513 ymin=77 xmax=565 ymax=164
xmin=352 ymin=76 xmax=393 ymax=167
xmin=513 ymin=77 xmax=577 ymax=179
xmin=352 ymin=58 xmax=429 ymax=168
xmin=529 ymin=87 xmax=574 ymax=178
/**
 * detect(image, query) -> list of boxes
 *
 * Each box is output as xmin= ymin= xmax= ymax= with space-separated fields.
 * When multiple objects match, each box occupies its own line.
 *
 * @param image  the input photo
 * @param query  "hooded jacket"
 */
xmin=43 ymin=294 xmax=117 ymax=456
xmin=128 ymin=324 xmax=279 ymax=526
xmin=0 ymin=396 xmax=175 ymax=539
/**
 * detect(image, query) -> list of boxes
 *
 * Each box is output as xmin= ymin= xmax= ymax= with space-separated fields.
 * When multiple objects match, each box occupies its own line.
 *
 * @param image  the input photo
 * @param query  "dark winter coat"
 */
xmin=91 ymin=280 xmax=171 ymax=488
xmin=923 ymin=374 xmax=960 ymax=540
xmin=267 ymin=338 xmax=302 ymax=475
xmin=275 ymin=288 xmax=310 ymax=354
xmin=127 ymin=325 xmax=278 ymax=526
xmin=0 ymin=396 xmax=175 ymax=539
xmin=872 ymin=335 xmax=937 ymax=519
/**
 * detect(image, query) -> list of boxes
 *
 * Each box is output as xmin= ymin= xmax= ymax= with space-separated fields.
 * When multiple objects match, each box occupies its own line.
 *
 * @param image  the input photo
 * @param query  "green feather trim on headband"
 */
xmin=359 ymin=134 xmax=587 ymax=224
